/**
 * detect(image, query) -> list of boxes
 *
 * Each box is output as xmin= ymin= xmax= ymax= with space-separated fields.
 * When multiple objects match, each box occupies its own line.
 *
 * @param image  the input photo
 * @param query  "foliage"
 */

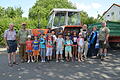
xmin=80 ymin=10 xmax=102 ymax=24
xmin=0 ymin=0 xmax=102 ymax=45
xmin=29 ymin=0 xmax=76 ymax=28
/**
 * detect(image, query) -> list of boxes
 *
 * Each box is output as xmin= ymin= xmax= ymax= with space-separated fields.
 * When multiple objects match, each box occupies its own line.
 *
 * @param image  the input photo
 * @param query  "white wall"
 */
xmin=103 ymin=5 xmax=120 ymax=21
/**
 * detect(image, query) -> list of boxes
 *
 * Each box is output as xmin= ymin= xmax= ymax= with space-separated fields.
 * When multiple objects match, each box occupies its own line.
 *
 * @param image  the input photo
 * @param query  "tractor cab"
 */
xmin=47 ymin=8 xmax=82 ymax=35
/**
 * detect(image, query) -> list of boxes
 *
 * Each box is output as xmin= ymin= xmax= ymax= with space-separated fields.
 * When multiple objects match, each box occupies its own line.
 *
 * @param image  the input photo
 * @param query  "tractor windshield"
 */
xmin=47 ymin=10 xmax=80 ymax=29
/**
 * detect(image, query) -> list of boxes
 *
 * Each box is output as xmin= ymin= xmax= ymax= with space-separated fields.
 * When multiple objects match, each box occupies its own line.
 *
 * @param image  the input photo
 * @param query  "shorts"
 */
xmin=26 ymin=50 xmax=32 ymax=53
xmin=33 ymin=50 xmax=39 ymax=56
xmin=56 ymin=48 xmax=63 ymax=55
xmin=78 ymin=46 xmax=83 ymax=53
xmin=7 ymin=40 xmax=17 ymax=53
xmin=65 ymin=50 xmax=72 ymax=57
xmin=99 ymin=40 xmax=109 ymax=49
xmin=46 ymin=48 xmax=52 ymax=56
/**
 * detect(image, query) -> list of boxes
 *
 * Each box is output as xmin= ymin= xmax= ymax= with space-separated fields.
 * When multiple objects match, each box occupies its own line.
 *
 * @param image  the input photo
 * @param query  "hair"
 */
xmin=92 ymin=26 xmax=97 ymax=30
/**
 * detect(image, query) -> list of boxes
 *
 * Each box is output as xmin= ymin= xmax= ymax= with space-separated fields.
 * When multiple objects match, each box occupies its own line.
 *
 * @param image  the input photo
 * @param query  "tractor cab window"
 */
xmin=68 ymin=12 xmax=80 ymax=25
xmin=54 ymin=12 xmax=66 ymax=27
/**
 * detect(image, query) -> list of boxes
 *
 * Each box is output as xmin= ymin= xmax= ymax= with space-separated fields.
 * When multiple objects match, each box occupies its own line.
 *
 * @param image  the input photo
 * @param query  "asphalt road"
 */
xmin=0 ymin=48 xmax=120 ymax=80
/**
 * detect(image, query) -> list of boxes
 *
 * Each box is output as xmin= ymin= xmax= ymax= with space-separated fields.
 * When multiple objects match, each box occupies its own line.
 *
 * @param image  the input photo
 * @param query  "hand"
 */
xmin=104 ymin=41 xmax=106 ymax=44
xmin=6 ymin=45 xmax=9 ymax=49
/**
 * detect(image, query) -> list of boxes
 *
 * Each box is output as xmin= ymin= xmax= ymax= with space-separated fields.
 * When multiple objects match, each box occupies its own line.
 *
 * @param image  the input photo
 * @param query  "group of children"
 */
xmin=25 ymin=31 xmax=86 ymax=63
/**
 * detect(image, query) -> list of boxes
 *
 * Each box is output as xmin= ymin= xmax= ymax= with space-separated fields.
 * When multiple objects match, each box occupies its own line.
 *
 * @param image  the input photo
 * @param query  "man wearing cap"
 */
xmin=17 ymin=23 xmax=29 ymax=62
xmin=4 ymin=23 xmax=18 ymax=67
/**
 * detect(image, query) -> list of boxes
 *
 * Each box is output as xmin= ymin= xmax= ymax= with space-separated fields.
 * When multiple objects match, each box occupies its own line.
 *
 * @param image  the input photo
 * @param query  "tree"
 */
xmin=29 ymin=0 xmax=76 ymax=28
xmin=80 ymin=10 xmax=100 ymax=24
xmin=0 ymin=6 xmax=5 ymax=17
xmin=5 ymin=7 xmax=23 ymax=18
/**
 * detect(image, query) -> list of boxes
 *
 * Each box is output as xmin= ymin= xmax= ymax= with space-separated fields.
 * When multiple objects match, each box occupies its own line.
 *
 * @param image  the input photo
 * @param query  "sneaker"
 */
xmin=78 ymin=59 xmax=81 ymax=62
xmin=60 ymin=60 xmax=64 ymax=62
xmin=27 ymin=60 xmax=30 ymax=63
xmin=43 ymin=60 xmax=46 ymax=62
xmin=56 ymin=60 xmax=59 ymax=63
xmin=41 ymin=60 xmax=44 ymax=63
xmin=13 ymin=62 xmax=18 ymax=65
xmin=8 ymin=63 xmax=13 ymax=67
xmin=31 ymin=60 xmax=34 ymax=63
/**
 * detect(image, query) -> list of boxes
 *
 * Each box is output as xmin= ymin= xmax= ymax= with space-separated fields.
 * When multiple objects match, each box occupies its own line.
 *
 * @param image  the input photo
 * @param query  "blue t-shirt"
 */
xmin=32 ymin=40 xmax=39 ymax=50
xmin=39 ymin=38 xmax=46 ymax=48
xmin=64 ymin=40 xmax=73 ymax=51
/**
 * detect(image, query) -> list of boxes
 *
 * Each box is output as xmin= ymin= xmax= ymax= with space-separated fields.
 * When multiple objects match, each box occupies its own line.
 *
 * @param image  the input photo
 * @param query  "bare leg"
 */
xmin=8 ymin=53 xmax=12 ymax=63
xmin=13 ymin=52 xmax=16 ymax=62
xmin=60 ymin=54 xmax=63 ymax=60
xmin=56 ymin=54 xmax=58 ymax=61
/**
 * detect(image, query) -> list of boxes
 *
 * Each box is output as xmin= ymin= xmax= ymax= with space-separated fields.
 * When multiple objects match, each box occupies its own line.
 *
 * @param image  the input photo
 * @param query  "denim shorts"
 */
xmin=26 ymin=50 xmax=32 ymax=53
xmin=56 ymin=48 xmax=63 ymax=55
xmin=46 ymin=48 xmax=52 ymax=56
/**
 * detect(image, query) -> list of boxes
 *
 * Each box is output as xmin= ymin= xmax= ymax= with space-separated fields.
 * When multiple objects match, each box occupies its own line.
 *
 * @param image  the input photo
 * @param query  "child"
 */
xmin=26 ymin=35 xmax=34 ymax=63
xmin=64 ymin=35 xmax=73 ymax=61
xmin=72 ymin=32 xmax=78 ymax=61
xmin=56 ymin=34 xmax=64 ymax=62
xmin=77 ymin=33 xmax=84 ymax=62
xmin=46 ymin=33 xmax=53 ymax=62
xmin=32 ymin=36 xmax=39 ymax=62
xmin=39 ymin=34 xmax=46 ymax=62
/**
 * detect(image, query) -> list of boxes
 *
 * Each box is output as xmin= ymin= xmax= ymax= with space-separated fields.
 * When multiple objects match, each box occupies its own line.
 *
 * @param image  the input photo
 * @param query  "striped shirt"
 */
xmin=4 ymin=29 xmax=16 ymax=40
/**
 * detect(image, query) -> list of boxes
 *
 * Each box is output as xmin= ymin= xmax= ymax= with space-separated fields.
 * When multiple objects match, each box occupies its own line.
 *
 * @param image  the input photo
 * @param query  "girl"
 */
xmin=46 ymin=33 xmax=53 ymax=62
xmin=64 ymin=35 xmax=73 ymax=61
xmin=72 ymin=32 xmax=78 ymax=61
xmin=77 ymin=33 xmax=84 ymax=62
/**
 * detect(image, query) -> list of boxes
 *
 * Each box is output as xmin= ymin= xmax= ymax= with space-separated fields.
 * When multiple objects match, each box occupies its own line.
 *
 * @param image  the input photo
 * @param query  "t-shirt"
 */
xmin=32 ymin=40 xmax=39 ymax=50
xmin=56 ymin=38 xmax=64 ymax=49
xmin=77 ymin=38 xmax=84 ymax=47
xmin=18 ymin=29 xmax=29 ymax=44
xmin=72 ymin=36 xmax=78 ymax=45
xmin=46 ymin=37 xmax=53 ymax=48
xmin=99 ymin=27 xmax=110 ymax=41
xmin=26 ymin=40 xmax=33 ymax=50
xmin=65 ymin=40 xmax=73 ymax=51
xmin=52 ymin=35 xmax=57 ymax=41
xmin=81 ymin=29 xmax=88 ymax=41
xmin=39 ymin=38 xmax=46 ymax=48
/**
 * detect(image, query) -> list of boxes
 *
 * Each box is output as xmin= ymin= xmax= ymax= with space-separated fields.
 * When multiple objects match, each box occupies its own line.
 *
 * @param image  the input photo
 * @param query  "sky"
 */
xmin=0 ymin=0 xmax=120 ymax=18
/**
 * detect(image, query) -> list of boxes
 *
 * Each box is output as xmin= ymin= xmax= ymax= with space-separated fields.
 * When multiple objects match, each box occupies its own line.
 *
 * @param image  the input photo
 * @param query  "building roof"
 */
xmin=102 ymin=3 xmax=120 ymax=16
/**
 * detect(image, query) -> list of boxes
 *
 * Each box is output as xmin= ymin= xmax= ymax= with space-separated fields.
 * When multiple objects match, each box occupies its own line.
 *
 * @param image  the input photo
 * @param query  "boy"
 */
xmin=26 ymin=35 xmax=34 ymax=63
xmin=32 ymin=36 xmax=39 ymax=62
xmin=77 ymin=33 xmax=84 ymax=62
xmin=64 ymin=35 xmax=73 ymax=61
xmin=39 ymin=34 xmax=46 ymax=62
xmin=46 ymin=33 xmax=53 ymax=62
xmin=56 ymin=34 xmax=64 ymax=62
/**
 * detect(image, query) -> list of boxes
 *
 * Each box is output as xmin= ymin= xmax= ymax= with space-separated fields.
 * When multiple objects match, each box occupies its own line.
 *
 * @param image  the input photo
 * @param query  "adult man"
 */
xmin=99 ymin=21 xmax=110 ymax=60
xmin=81 ymin=24 xmax=88 ymax=59
xmin=4 ymin=23 xmax=18 ymax=67
xmin=17 ymin=23 xmax=29 ymax=62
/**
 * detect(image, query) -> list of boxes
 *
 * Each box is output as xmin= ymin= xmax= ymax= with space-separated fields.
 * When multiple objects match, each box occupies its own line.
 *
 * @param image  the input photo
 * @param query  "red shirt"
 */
xmin=26 ymin=40 xmax=33 ymax=50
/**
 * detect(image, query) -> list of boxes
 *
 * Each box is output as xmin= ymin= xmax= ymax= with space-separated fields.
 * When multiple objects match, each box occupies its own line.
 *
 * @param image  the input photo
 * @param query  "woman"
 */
xmin=87 ymin=26 xmax=99 ymax=58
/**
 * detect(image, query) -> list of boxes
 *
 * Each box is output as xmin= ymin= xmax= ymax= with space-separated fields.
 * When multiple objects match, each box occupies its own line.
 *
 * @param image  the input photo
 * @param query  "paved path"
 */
xmin=0 ymin=48 xmax=120 ymax=80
